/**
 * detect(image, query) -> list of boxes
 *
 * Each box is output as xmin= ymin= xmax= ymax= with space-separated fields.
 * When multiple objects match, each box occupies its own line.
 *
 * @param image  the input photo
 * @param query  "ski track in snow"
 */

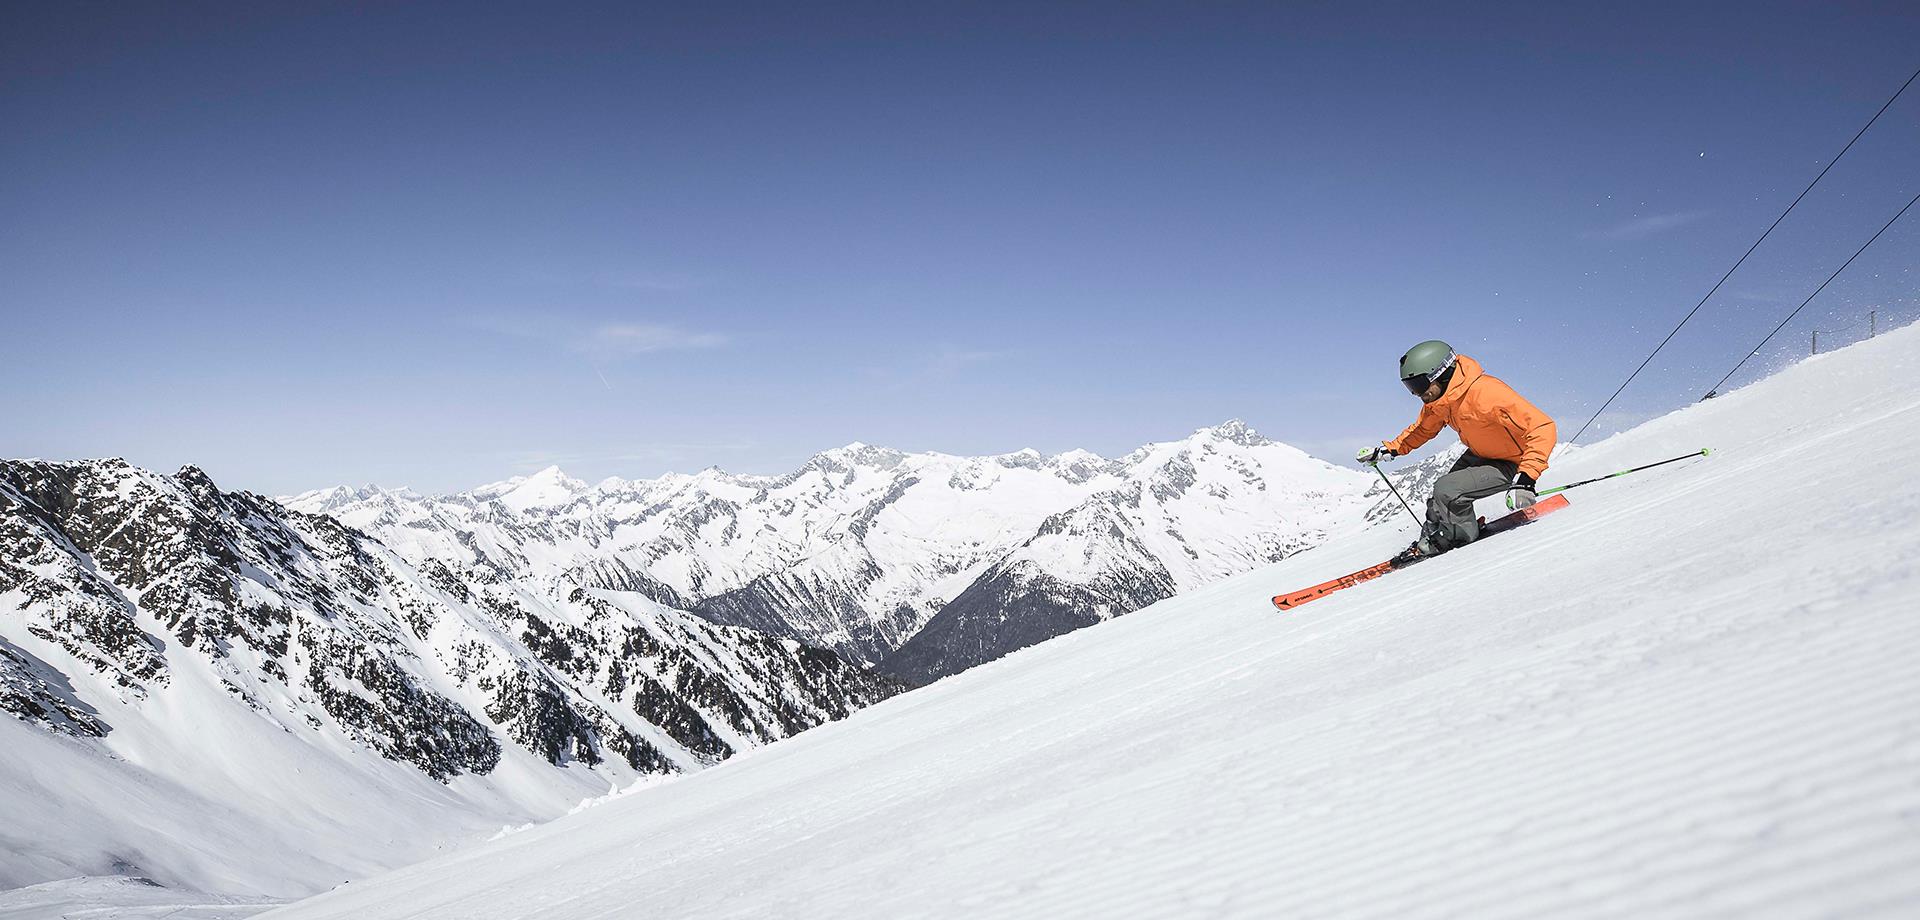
xmin=242 ymin=327 xmax=1920 ymax=919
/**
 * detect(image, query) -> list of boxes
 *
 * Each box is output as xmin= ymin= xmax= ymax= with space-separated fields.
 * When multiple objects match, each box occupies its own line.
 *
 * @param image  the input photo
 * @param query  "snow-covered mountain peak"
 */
xmin=285 ymin=482 xmax=428 ymax=515
xmin=471 ymin=465 xmax=589 ymax=512
xmin=1104 ymin=420 xmax=1301 ymax=479
xmin=1196 ymin=418 xmax=1271 ymax=447
xmin=526 ymin=463 xmax=586 ymax=487
xmin=284 ymin=484 xmax=366 ymax=514
xmin=806 ymin=442 xmax=909 ymax=474
xmin=991 ymin=447 xmax=1049 ymax=470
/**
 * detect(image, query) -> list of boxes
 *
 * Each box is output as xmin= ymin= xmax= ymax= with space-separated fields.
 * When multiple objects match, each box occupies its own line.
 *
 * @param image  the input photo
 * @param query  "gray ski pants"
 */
xmin=1426 ymin=453 xmax=1519 ymax=550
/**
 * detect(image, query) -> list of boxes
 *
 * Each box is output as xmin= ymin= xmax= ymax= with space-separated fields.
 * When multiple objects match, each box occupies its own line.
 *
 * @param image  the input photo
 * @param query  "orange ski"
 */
xmin=1272 ymin=494 xmax=1569 ymax=612
xmin=1271 ymin=560 xmax=1398 ymax=610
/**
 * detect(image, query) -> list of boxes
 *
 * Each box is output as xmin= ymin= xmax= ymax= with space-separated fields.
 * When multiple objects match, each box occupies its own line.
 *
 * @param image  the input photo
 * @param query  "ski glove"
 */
xmin=1506 ymin=472 xmax=1537 ymax=510
xmin=1356 ymin=445 xmax=1397 ymax=465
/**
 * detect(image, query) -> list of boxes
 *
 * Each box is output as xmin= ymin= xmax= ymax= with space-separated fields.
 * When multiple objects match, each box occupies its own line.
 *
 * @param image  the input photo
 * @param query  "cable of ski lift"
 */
xmin=1701 ymin=190 xmax=1920 ymax=398
xmin=1565 ymin=64 xmax=1920 ymax=445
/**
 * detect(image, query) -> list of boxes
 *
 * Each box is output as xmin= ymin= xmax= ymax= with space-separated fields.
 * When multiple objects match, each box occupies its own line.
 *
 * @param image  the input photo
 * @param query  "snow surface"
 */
xmin=0 ymin=876 xmax=280 ymax=919
xmin=0 ymin=613 xmax=608 ymax=900
xmin=258 ymin=326 xmax=1920 ymax=919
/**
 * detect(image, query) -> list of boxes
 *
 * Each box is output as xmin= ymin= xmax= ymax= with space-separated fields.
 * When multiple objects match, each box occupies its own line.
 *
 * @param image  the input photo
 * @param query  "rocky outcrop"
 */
xmin=0 ymin=459 xmax=902 ymax=785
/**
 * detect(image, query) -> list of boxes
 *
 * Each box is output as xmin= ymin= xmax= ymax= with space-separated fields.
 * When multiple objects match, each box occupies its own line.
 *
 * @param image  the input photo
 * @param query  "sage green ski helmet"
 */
xmin=1399 ymin=340 xmax=1457 ymax=396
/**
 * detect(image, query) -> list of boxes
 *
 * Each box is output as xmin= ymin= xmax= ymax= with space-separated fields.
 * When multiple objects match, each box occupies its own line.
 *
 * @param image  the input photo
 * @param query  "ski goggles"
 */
xmin=1400 ymin=353 xmax=1457 ymax=396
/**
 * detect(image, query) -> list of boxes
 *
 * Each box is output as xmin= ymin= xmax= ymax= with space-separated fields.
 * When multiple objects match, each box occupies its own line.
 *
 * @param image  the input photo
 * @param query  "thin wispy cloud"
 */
xmin=465 ymin=315 xmax=731 ymax=358
xmin=1587 ymin=210 xmax=1710 ymax=241
xmin=587 ymin=323 xmax=729 ymax=355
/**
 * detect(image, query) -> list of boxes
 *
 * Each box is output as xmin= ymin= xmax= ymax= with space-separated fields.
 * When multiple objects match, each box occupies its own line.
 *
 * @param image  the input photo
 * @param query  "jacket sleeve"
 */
xmin=1496 ymin=386 xmax=1558 ymax=480
xmin=1384 ymin=405 xmax=1444 ymax=457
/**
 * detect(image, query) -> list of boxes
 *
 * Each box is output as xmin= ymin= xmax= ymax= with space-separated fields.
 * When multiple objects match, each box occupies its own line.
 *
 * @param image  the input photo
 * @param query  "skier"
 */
xmin=1357 ymin=340 xmax=1557 ymax=557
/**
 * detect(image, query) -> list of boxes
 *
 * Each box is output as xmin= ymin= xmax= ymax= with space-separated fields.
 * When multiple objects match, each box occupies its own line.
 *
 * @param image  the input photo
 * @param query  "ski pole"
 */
xmin=1369 ymin=461 xmax=1424 ymax=528
xmin=1537 ymin=448 xmax=1711 ymax=497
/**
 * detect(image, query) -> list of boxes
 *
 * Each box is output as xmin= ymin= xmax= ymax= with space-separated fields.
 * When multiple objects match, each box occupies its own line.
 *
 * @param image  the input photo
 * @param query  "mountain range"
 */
xmin=0 ymin=458 xmax=896 ymax=894
xmin=1 ymin=420 xmax=1445 ymax=897
xmin=286 ymin=420 xmax=1443 ymax=684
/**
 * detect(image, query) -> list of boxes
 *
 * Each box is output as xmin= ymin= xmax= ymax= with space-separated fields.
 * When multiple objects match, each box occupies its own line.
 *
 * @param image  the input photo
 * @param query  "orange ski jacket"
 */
xmin=1384 ymin=354 xmax=1557 ymax=479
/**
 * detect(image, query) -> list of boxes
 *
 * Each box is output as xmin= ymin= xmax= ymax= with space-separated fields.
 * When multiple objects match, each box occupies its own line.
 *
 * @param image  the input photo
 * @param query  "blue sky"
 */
xmin=4 ymin=2 xmax=1916 ymax=495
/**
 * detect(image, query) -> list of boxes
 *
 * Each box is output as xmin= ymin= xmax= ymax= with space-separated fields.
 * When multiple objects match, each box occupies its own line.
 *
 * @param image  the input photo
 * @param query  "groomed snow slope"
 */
xmin=265 ymin=327 xmax=1920 ymax=920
